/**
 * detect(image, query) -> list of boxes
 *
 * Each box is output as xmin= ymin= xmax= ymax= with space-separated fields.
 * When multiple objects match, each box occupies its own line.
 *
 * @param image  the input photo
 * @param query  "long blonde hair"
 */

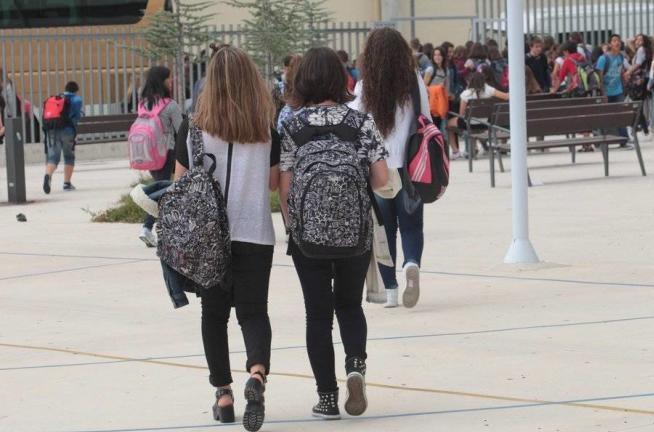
xmin=195 ymin=46 xmax=274 ymax=143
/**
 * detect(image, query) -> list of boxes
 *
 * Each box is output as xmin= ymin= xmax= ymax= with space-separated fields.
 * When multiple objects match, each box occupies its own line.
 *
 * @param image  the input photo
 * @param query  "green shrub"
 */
xmin=90 ymin=189 xmax=281 ymax=223
xmin=91 ymin=194 xmax=147 ymax=223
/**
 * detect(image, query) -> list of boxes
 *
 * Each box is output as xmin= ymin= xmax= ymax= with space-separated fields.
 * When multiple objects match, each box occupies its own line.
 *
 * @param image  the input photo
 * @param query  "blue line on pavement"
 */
xmin=3 ymin=315 xmax=653 ymax=372
xmin=1 ymin=251 xmax=653 ymax=288
xmin=55 ymin=392 xmax=654 ymax=432
xmin=0 ymin=259 xmax=146 ymax=282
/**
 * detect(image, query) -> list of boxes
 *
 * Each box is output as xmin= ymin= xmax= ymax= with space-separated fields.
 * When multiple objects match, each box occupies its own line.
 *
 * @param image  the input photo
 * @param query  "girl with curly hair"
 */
xmin=349 ymin=27 xmax=432 ymax=309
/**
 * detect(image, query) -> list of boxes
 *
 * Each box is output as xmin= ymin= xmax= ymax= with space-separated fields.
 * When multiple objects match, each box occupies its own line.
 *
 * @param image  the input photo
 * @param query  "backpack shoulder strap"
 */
xmin=188 ymin=117 xmax=206 ymax=168
xmin=224 ymin=143 xmax=234 ymax=205
xmin=411 ymin=76 xmax=422 ymax=120
xmin=291 ymin=108 xmax=362 ymax=147
xmin=150 ymin=98 xmax=171 ymax=116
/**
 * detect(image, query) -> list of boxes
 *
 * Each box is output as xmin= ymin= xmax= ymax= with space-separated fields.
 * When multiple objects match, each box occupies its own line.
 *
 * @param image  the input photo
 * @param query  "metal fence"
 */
xmin=0 ymin=22 xmax=374 ymax=144
xmin=475 ymin=0 xmax=654 ymax=48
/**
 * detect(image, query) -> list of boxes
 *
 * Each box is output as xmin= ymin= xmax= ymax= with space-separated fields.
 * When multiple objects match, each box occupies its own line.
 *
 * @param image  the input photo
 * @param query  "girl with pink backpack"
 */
xmin=130 ymin=66 xmax=183 ymax=247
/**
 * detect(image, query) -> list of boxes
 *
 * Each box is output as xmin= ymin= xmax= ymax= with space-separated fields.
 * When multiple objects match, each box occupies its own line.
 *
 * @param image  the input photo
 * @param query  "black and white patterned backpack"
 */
xmin=287 ymin=110 xmax=372 ymax=259
xmin=157 ymin=121 xmax=232 ymax=290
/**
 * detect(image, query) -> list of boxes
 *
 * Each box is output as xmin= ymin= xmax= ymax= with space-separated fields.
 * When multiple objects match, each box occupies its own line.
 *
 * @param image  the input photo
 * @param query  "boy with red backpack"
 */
xmin=549 ymin=42 xmax=588 ymax=96
xmin=42 ymin=81 xmax=83 ymax=194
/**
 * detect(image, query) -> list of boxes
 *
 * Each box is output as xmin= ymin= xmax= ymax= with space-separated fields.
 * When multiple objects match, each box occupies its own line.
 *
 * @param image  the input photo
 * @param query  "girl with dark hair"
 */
xmin=427 ymin=46 xmax=448 ymax=87
xmin=448 ymin=71 xmax=508 ymax=158
xmin=138 ymin=66 xmax=183 ymax=247
xmin=464 ymin=42 xmax=491 ymax=73
xmin=479 ymin=63 xmax=502 ymax=91
xmin=350 ymin=27 xmax=431 ymax=309
xmin=279 ymin=47 xmax=388 ymax=420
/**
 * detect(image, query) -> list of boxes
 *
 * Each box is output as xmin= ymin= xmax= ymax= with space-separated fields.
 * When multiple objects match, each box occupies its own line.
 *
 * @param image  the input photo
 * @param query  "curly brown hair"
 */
xmin=361 ymin=28 xmax=417 ymax=138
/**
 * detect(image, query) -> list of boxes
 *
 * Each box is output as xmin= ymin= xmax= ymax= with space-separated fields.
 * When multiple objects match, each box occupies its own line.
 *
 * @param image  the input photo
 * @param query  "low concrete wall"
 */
xmin=0 ymin=141 xmax=128 ymax=167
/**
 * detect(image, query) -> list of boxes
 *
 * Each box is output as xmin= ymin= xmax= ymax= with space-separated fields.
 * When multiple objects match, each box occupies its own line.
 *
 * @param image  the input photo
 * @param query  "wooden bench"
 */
xmin=451 ymin=96 xmax=609 ymax=173
xmin=449 ymin=98 xmax=503 ymax=173
xmin=488 ymin=101 xmax=646 ymax=187
xmin=526 ymin=92 xmax=561 ymax=101
xmin=75 ymin=114 xmax=137 ymax=144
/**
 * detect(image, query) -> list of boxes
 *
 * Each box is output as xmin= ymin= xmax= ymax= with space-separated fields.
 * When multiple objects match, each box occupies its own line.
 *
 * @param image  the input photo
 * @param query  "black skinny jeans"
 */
xmin=201 ymin=242 xmax=274 ymax=388
xmin=143 ymin=150 xmax=175 ymax=230
xmin=291 ymin=247 xmax=371 ymax=393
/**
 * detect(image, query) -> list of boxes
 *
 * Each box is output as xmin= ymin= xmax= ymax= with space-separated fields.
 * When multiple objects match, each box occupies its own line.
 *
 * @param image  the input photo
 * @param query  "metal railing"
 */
xmin=0 ymin=21 xmax=375 ymax=144
xmin=475 ymin=0 xmax=654 ymax=47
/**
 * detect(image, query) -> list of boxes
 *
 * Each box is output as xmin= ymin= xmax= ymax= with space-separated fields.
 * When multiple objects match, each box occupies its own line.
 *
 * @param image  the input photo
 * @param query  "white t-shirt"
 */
xmin=460 ymin=84 xmax=497 ymax=102
xmin=348 ymin=72 xmax=432 ymax=169
xmin=460 ymin=84 xmax=498 ymax=125
xmin=187 ymin=133 xmax=275 ymax=246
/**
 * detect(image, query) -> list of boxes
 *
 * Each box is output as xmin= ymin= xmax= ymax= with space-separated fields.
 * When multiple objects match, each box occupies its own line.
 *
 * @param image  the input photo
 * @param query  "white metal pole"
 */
xmin=504 ymin=0 xmax=539 ymax=264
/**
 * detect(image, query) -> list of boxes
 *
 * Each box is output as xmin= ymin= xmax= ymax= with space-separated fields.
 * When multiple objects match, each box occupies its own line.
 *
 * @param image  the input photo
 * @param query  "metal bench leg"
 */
xmin=498 ymin=146 xmax=505 ymax=172
xmin=466 ymin=135 xmax=473 ymax=173
xmin=490 ymin=147 xmax=496 ymax=188
xmin=603 ymin=144 xmax=610 ymax=177
xmin=570 ymin=145 xmax=576 ymax=164
xmin=634 ymin=137 xmax=647 ymax=176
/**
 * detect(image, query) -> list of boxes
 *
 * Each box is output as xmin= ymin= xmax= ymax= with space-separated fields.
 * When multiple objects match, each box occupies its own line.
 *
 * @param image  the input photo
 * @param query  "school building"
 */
xmin=196 ymin=0 xmax=478 ymax=48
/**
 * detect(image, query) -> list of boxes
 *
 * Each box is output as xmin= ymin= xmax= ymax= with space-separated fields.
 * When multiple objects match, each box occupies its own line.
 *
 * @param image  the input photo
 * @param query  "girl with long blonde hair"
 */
xmin=174 ymin=45 xmax=279 ymax=432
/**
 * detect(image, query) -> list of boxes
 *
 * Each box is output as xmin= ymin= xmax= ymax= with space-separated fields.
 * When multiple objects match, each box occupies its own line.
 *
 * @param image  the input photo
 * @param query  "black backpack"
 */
xmin=157 ymin=120 xmax=232 ymax=290
xmin=286 ymin=109 xmax=378 ymax=259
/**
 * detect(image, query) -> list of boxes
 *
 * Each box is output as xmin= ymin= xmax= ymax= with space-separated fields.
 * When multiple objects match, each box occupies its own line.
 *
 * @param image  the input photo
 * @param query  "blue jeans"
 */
xmin=607 ymin=94 xmax=629 ymax=139
xmin=376 ymin=188 xmax=424 ymax=290
xmin=46 ymin=130 xmax=75 ymax=166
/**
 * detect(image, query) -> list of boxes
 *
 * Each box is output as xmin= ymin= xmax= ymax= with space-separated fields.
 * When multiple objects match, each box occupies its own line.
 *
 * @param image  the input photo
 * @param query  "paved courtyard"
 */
xmin=1 ymin=140 xmax=653 ymax=432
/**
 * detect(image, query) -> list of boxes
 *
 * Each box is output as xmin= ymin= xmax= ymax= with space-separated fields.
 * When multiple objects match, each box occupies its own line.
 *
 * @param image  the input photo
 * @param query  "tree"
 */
xmin=136 ymin=0 xmax=217 ymax=103
xmin=225 ymin=0 xmax=331 ymax=77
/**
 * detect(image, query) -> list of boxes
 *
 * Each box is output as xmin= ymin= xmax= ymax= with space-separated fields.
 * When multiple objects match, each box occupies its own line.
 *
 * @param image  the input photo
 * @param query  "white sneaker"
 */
xmin=383 ymin=289 xmax=399 ymax=308
xmin=402 ymin=263 xmax=420 ymax=308
xmin=139 ymin=227 xmax=157 ymax=248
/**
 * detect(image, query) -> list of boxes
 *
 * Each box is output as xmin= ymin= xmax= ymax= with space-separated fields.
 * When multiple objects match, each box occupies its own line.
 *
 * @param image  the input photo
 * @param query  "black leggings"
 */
xmin=201 ymin=242 xmax=274 ymax=387
xmin=291 ymin=246 xmax=371 ymax=392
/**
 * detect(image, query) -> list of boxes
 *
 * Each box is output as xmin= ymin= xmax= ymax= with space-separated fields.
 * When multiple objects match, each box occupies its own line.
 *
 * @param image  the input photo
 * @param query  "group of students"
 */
xmin=130 ymin=27 xmax=434 ymax=432
xmin=406 ymin=31 xmax=654 ymax=157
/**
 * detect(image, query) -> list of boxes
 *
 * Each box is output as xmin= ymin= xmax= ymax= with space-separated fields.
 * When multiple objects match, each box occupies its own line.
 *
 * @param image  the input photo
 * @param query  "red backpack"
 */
xmin=43 ymin=94 xmax=71 ymax=130
xmin=404 ymin=82 xmax=450 ymax=204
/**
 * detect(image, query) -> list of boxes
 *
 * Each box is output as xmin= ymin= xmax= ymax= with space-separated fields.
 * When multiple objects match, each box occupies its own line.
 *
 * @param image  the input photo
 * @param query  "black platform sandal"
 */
xmin=243 ymin=371 xmax=266 ymax=432
xmin=212 ymin=387 xmax=235 ymax=423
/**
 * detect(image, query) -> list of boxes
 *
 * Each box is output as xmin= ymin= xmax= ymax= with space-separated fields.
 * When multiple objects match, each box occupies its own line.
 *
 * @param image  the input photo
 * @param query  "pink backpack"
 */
xmin=128 ymin=98 xmax=171 ymax=170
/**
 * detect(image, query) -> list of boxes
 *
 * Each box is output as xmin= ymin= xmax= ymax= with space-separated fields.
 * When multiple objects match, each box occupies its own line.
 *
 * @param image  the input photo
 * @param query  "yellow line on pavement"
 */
xmin=2 ymin=342 xmax=653 ymax=416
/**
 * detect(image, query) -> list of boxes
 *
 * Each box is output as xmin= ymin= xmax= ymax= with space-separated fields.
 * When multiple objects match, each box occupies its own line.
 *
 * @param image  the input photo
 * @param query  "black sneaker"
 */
xmin=344 ymin=357 xmax=367 ymax=416
xmin=243 ymin=373 xmax=266 ymax=432
xmin=312 ymin=390 xmax=341 ymax=420
xmin=63 ymin=182 xmax=76 ymax=191
xmin=43 ymin=174 xmax=51 ymax=194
